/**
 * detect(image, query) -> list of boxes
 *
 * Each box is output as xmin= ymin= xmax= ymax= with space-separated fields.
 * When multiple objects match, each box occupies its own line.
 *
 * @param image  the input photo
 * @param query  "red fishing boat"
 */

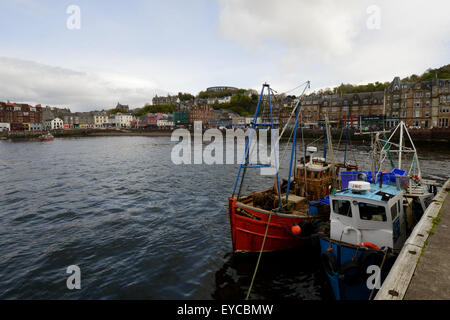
xmin=229 ymin=157 xmax=335 ymax=253
xmin=228 ymin=83 xmax=356 ymax=253
xmin=39 ymin=132 xmax=54 ymax=141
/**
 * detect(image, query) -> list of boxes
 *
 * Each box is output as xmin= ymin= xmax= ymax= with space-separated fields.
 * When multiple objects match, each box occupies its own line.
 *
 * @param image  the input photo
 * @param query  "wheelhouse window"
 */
xmin=358 ymin=202 xmax=387 ymax=221
xmin=333 ymin=200 xmax=352 ymax=217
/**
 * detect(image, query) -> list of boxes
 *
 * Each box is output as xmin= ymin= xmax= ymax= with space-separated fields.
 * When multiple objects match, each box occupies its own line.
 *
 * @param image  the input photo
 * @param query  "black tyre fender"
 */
xmin=299 ymin=220 xmax=314 ymax=236
xmin=340 ymin=259 xmax=363 ymax=285
xmin=358 ymin=250 xmax=384 ymax=280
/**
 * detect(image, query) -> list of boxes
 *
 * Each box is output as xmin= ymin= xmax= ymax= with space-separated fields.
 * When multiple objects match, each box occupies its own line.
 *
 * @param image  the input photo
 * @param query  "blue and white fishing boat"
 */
xmin=318 ymin=121 xmax=436 ymax=300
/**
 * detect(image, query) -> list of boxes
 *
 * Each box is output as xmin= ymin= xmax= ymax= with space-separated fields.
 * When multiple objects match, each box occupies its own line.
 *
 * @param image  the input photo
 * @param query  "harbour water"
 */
xmin=0 ymin=136 xmax=449 ymax=299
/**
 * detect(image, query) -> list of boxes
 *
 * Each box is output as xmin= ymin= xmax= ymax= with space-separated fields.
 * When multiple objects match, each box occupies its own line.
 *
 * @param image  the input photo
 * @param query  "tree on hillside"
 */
xmin=178 ymin=92 xmax=194 ymax=102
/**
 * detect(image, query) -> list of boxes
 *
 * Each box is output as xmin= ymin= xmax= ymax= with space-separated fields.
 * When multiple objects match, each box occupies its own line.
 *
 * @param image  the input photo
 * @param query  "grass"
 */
xmin=417 ymin=194 xmax=447 ymax=263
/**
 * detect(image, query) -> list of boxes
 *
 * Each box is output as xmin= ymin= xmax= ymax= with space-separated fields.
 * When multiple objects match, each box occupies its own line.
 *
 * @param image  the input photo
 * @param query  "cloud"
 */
xmin=0 ymin=56 xmax=167 ymax=111
xmin=218 ymin=0 xmax=450 ymax=90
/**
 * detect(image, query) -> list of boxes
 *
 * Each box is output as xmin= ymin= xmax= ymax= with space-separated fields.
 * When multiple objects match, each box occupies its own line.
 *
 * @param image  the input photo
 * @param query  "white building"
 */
xmin=218 ymin=96 xmax=232 ymax=104
xmin=0 ymin=122 xmax=10 ymax=132
xmin=245 ymin=117 xmax=262 ymax=125
xmin=207 ymin=96 xmax=232 ymax=105
xmin=29 ymin=123 xmax=44 ymax=131
xmin=157 ymin=119 xmax=174 ymax=127
xmin=44 ymin=117 xmax=64 ymax=130
xmin=112 ymin=113 xmax=134 ymax=128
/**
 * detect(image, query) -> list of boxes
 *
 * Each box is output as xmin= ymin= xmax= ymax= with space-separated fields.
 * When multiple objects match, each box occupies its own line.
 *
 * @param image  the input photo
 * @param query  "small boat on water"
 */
xmin=228 ymin=83 xmax=355 ymax=253
xmin=318 ymin=121 xmax=437 ymax=300
xmin=39 ymin=132 xmax=54 ymax=141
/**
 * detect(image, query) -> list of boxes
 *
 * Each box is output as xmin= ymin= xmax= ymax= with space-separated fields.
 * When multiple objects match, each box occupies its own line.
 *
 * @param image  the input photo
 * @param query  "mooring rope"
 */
xmin=245 ymin=212 xmax=272 ymax=300
xmin=368 ymin=248 xmax=389 ymax=300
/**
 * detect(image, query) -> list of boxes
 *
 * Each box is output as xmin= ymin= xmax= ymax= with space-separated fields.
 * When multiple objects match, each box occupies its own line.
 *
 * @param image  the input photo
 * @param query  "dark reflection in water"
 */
xmin=213 ymin=246 xmax=334 ymax=301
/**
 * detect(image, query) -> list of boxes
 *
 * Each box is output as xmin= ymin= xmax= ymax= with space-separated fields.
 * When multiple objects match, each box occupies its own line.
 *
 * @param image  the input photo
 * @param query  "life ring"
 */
xmin=321 ymin=251 xmax=339 ymax=275
xmin=359 ymin=242 xmax=380 ymax=251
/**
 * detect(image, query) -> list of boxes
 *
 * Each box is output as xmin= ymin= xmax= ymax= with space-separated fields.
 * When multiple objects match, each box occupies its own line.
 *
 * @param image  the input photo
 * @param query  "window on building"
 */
xmin=415 ymin=110 xmax=420 ymax=118
xmin=359 ymin=202 xmax=387 ymax=221
xmin=333 ymin=200 xmax=352 ymax=217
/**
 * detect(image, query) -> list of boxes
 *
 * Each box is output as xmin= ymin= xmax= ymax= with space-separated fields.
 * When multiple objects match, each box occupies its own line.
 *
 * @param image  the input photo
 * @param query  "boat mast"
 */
xmin=344 ymin=104 xmax=350 ymax=165
xmin=285 ymin=99 xmax=302 ymax=202
xmin=324 ymin=115 xmax=335 ymax=165
xmin=285 ymin=81 xmax=310 ymax=202
xmin=232 ymin=84 xmax=266 ymax=198
xmin=398 ymin=121 xmax=403 ymax=169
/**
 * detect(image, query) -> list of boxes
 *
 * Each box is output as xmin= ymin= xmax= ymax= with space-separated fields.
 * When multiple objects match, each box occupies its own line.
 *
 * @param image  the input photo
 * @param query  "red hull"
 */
xmin=40 ymin=138 xmax=54 ymax=141
xmin=228 ymin=197 xmax=324 ymax=253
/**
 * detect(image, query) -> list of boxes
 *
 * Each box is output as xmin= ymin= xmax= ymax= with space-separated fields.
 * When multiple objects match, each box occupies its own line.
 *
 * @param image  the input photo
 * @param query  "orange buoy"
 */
xmin=291 ymin=225 xmax=301 ymax=235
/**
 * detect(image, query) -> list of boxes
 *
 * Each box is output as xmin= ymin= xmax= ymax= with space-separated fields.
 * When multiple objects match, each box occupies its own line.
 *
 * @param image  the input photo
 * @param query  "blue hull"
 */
xmin=319 ymin=237 xmax=395 ymax=300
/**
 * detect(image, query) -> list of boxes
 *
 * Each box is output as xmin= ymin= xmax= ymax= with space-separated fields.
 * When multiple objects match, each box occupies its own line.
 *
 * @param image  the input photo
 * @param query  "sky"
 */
xmin=0 ymin=0 xmax=449 ymax=111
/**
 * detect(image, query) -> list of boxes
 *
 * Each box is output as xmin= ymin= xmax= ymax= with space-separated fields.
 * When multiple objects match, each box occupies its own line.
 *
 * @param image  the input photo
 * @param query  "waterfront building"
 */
xmin=44 ymin=117 xmax=64 ymax=130
xmin=208 ymin=109 xmax=239 ymax=128
xmin=386 ymin=76 xmax=450 ymax=129
xmin=136 ymin=113 xmax=165 ymax=128
xmin=93 ymin=112 xmax=110 ymax=128
xmin=260 ymin=98 xmax=281 ymax=127
xmin=173 ymin=109 xmax=189 ymax=126
xmin=231 ymin=116 xmax=246 ymax=127
xmin=0 ymin=101 xmax=44 ymax=131
xmin=298 ymin=91 xmax=384 ymax=129
xmin=157 ymin=119 xmax=174 ymax=128
xmin=188 ymin=104 xmax=214 ymax=126
xmin=111 ymin=113 xmax=134 ymax=128
xmin=24 ymin=122 xmax=44 ymax=131
xmin=78 ymin=116 xmax=95 ymax=129
xmin=0 ymin=122 xmax=10 ymax=131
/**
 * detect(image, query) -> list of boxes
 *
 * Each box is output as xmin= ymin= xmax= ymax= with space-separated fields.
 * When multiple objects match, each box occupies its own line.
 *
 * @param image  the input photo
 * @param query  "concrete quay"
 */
xmin=376 ymin=178 xmax=450 ymax=300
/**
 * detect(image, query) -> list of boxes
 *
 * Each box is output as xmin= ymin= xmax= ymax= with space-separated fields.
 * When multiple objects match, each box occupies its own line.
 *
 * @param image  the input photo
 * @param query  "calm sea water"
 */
xmin=0 ymin=136 xmax=449 ymax=299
